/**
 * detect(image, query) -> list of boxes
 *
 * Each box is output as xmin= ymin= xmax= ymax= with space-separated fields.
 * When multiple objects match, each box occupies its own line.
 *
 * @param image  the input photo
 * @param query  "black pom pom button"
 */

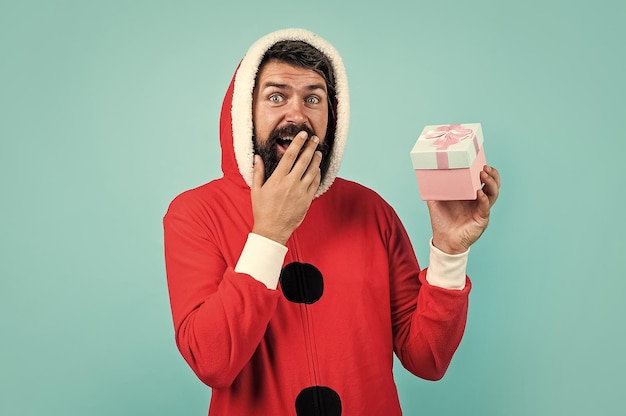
xmin=279 ymin=262 xmax=324 ymax=304
xmin=295 ymin=386 xmax=342 ymax=416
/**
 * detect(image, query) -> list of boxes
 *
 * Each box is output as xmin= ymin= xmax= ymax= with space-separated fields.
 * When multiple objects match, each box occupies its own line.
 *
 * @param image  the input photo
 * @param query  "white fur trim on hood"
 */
xmin=231 ymin=28 xmax=350 ymax=198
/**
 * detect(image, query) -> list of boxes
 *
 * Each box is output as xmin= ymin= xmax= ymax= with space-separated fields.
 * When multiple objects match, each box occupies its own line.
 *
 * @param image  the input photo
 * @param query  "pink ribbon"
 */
xmin=424 ymin=124 xmax=475 ymax=150
xmin=423 ymin=124 xmax=479 ymax=169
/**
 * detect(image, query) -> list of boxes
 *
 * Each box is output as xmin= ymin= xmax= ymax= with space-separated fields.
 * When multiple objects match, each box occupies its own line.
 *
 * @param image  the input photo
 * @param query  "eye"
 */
xmin=269 ymin=93 xmax=284 ymax=103
xmin=306 ymin=96 xmax=321 ymax=105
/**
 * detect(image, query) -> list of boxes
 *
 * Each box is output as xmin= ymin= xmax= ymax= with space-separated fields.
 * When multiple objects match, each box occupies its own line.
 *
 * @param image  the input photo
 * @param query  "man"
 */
xmin=164 ymin=28 xmax=500 ymax=415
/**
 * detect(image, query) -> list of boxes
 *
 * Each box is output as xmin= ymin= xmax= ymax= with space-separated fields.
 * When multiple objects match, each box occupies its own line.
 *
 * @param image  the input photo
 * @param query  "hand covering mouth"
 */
xmin=254 ymin=122 xmax=331 ymax=181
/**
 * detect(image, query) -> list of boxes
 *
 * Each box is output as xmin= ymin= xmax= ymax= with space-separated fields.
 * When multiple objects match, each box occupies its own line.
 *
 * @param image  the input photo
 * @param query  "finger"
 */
xmin=481 ymin=170 xmax=499 ymax=205
xmin=289 ymin=135 xmax=320 ymax=178
xmin=476 ymin=188 xmax=491 ymax=219
xmin=303 ymin=150 xmax=323 ymax=191
xmin=308 ymin=168 xmax=322 ymax=194
xmin=273 ymin=131 xmax=309 ymax=176
xmin=252 ymin=154 xmax=265 ymax=190
xmin=484 ymin=165 xmax=501 ymax=189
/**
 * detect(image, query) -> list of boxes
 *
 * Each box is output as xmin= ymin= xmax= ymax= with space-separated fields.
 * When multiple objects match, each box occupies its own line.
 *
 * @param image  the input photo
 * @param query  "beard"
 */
xmin=253 ymin=124 xmax=332 ymax=181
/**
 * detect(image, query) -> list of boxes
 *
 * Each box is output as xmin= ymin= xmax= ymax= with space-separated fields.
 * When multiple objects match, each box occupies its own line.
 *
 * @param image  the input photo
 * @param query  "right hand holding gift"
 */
xmin=428 ymin=164 xmax=501 ymax=254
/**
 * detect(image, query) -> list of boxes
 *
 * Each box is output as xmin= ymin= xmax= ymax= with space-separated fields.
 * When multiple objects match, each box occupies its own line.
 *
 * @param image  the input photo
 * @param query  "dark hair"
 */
xmin=260 ymin=40 xmax=335 ymax=96
xmin=258 ymin=40 xmax=337 ymax=144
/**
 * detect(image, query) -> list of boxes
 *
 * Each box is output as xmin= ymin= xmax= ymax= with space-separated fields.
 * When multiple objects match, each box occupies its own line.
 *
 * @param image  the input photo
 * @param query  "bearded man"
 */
xmin=164 ymin=28 xmax=501 ymax=416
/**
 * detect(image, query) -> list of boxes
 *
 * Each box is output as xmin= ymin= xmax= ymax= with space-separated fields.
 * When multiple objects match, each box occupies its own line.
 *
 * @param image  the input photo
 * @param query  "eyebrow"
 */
xmin=261 ymin=81 xmax=327 ymax=93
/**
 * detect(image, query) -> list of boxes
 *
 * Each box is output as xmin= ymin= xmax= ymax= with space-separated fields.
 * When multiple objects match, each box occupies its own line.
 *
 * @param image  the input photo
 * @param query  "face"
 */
xmin=252 ymin=60 xmax=330 ymax=179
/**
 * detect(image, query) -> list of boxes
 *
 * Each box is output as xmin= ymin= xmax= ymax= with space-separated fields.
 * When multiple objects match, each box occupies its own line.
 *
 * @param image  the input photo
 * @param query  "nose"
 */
xmin=284 ymin=99 xmax=308 ymax=125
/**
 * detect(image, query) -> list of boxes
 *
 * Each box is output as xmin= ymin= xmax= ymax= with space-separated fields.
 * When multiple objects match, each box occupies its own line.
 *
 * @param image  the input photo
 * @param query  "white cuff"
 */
xmin=425 ymin=238 xmax=469 ymax=290
xmin=235 ymin=233 xmax=288 ymax=289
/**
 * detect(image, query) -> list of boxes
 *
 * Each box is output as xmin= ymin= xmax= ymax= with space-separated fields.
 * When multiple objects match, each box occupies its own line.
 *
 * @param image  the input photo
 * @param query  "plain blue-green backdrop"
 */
xmin=2 ymin=0 xmax=625 ymax=415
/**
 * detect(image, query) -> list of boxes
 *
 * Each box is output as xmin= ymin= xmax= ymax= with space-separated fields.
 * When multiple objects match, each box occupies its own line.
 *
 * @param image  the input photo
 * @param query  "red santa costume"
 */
xmin=164 ymin=28 xmax=472 ymax=416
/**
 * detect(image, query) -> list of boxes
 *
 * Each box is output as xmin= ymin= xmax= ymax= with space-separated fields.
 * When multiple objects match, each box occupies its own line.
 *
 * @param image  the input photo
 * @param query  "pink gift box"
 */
xmin=410 ymin=123 xmax=486 ymax=201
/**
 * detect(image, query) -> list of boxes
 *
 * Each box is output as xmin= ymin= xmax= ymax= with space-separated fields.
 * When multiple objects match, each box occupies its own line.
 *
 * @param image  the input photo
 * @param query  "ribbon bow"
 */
xmin=424 ymin=124 xmax=475 ymax=150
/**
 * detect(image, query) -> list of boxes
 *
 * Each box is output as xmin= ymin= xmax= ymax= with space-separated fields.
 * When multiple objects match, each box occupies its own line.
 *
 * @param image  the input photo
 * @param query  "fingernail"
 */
xmin=312 ymin=136 xmax=319 ymax=143
xmin=315 ymin=150 xmax=322 ymax=158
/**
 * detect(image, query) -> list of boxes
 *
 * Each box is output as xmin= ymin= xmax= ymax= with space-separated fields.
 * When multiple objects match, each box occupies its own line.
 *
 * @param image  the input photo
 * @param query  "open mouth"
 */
xmin=276 ymin=137 xmax=294 ymax=152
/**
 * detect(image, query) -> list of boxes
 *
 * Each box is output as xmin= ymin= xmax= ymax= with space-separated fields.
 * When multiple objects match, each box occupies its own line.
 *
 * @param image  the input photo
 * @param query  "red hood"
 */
xmin=219 ymin=68 xmax=245 ymax=188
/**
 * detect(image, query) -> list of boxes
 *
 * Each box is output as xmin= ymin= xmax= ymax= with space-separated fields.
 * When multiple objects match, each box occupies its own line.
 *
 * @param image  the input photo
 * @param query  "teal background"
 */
xmin=2 ymin=0 xmax=624 ymax=415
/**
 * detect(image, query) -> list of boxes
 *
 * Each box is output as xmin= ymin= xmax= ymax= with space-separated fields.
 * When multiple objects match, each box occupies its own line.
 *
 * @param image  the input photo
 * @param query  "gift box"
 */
xmin=410 ymin=123 xmax=486 ymax=201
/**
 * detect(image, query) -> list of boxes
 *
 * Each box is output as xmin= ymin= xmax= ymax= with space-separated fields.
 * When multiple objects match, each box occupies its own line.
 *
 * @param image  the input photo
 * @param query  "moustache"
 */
xmin=268 ymin=124 xmax=317 ymax=145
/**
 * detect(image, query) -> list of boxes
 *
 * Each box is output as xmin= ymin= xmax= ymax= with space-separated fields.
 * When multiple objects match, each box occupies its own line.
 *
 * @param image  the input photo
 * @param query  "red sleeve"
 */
xmin=163 ymin=193 xmax=281 ymax=388
xmin=387 ymin=208 xmax=471 ymax=381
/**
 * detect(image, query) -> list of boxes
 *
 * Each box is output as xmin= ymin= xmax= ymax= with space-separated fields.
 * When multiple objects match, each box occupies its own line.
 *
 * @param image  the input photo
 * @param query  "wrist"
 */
xmin=431 ymin=236 xmax=469 ymax=255
xmin=251 ymin=225 xmax=289 ymax=246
